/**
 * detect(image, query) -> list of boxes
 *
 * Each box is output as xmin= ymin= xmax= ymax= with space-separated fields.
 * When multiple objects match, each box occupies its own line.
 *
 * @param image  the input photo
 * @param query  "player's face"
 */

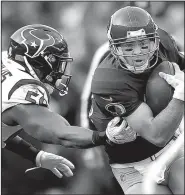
xmin=117 ymin=37 xmax=155 ymax=67
xmin=58 ymin=60 xmax=71 ymax=76
xmin=55 ymin=61 xmax=71 ymax=87
xmin=55 ymin=61 xmax=71 ymax=96
xmin=44 ymin=59 xmax=72 ymax=95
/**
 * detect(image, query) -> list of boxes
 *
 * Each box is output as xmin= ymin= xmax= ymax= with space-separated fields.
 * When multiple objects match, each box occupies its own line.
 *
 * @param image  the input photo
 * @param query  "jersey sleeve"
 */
xmin=2 ymin=58 xmax=50 ymax=113
xmin=89 ymin=95 xmax=112 ymax=131
xmin=169 ymin=34 xmax=184 ymax=70
xmin=2 ymin=80 xmax=50 ymax=112
xmin=158 ymin=28 xmax=184 ymax=70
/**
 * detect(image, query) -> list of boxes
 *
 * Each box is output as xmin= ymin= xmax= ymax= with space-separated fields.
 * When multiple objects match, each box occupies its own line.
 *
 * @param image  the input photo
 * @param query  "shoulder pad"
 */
xmin=158 ymin=28 xmax=178 ymax=52
xmin=2 ymin=76 xmax=50 ymax=112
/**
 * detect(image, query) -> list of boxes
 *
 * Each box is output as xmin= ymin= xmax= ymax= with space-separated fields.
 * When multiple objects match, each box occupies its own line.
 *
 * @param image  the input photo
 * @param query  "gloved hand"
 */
xmin=106 ymin=116 xmax=137 ymax=145
xmin=25 ymin=151 xmax=75 ymax=178
xmin=159 ymin=62 xmax=184 ymax=101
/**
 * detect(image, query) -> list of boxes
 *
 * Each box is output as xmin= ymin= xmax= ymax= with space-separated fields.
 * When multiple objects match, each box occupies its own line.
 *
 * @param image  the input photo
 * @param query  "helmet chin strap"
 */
xmin=118 ymin=49 xmax=157 ymax=74
xmin=24 ymin=56 xmax=40 ymax=80
xmin=55 ymin=80 xmax=69 ymax=96
xmin=44 ymin=83 xmax=54 ymax=94
xmin=119 ymin=57 xmax=149 ymax=74
xmin=128 ymin=60 xmax=149 ymax=73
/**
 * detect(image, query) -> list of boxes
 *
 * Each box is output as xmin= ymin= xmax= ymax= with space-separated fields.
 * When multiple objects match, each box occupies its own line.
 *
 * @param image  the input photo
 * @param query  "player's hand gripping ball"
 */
xmin=146 ymin=61 xmax=175 ymax=116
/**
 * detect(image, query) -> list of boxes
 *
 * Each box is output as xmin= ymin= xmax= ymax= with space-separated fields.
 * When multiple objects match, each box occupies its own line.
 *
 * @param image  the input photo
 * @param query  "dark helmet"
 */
xmin=8 ymin=24 xmax=73 ymax=96
xmin=107 ymin=6 xmax=160 ymax=73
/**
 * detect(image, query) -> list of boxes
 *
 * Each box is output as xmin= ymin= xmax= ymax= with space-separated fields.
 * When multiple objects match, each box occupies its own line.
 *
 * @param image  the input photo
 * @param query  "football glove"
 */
xmin=25 ymin=151 xmax=75 ymax=178
xmin=106 ymin=116 xmax=137 ymax=144
xmin=159 ymin=62 xmax=184 ymax=101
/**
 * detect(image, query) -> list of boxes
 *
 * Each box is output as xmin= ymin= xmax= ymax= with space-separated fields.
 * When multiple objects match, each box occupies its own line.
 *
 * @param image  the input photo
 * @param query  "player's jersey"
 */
xmin=90 ymin=28 xmax=184 ymax=163
xmin=2 ymin=51 xmax=50 ymax=143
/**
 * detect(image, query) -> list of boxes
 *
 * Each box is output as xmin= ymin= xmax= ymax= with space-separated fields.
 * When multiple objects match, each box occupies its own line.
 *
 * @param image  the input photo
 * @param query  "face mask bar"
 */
xmin=56 ymin=74 xmax=72 ymax=96
xmin=118 ymin=51 xmax=159 ymax=74
xmin=44 ymin=53 xmax=73 ymax=96
xmin=109 ymin=33 xmax=160 ymax=73
xmin=110 ymin=33 xmax=160 ymax=57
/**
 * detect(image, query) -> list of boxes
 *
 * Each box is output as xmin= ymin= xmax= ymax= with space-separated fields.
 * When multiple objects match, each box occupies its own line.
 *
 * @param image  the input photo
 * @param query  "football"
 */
xmin=146 ymin=61 xmax=175 ymax=117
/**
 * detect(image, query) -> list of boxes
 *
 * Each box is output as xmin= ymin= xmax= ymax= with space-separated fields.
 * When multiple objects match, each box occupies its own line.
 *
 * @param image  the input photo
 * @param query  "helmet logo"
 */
xmin=21 ymin=28 xmax=55 ymax=58
xmin=127 ymin=29 xmax=146 ymax=38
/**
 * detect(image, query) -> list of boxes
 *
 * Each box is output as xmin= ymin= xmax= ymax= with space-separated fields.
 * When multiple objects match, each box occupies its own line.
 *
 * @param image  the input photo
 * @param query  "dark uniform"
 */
xmin=89 ymin=28 xmax=184 ymax=164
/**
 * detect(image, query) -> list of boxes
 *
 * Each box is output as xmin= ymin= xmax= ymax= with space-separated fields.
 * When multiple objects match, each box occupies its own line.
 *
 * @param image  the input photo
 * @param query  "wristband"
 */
xmin=35 ymin=150 xmax=45 ymax=167
xmin=5 ymin=135 xmax=40 ymax=164
xmin=92 ymin=131 xmax=106 ymax=146
xmin=105 ymin=138 xmax=116 ymax=146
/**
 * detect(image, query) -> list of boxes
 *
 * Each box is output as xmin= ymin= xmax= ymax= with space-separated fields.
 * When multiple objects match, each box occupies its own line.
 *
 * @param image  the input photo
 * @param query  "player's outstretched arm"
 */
xmin=4 ymin=104 xmax=106 ymax=148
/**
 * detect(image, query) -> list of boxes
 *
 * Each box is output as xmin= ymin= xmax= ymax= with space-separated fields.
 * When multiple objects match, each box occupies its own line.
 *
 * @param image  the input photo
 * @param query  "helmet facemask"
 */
xmin=42 ymin=52 xmax=73 ymax=96
xmin=107 ymin=6 xmax=160 ymax=74
xmin=109 ymin=31 xmax=160 ymax=73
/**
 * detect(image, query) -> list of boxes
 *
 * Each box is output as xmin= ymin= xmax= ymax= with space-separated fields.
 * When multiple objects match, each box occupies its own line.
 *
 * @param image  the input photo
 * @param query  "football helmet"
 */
xmin=8 ymin=24 xmax=73 ymax=96
xmin=107 ymin=6 xmax=160 ymax=74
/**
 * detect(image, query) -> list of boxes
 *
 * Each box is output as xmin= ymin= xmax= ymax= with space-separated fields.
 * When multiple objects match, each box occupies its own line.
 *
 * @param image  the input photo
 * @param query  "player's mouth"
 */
xmin=135 ymin=59 xmax=143 ymax=62
xmin=133 ymin=59 xmax=147 ymax=67
xmin=134 ymin=59 xmax=146 ymax=64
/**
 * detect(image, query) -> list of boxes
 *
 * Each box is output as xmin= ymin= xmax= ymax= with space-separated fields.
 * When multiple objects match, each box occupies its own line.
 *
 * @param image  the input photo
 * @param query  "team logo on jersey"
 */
xmin=105 ymin=102 xmax=126 ymax=116
xmin=21 ymin=28 xmax=55 ymax=58
xmin=101 ymin=96 xmax=113 ymax=102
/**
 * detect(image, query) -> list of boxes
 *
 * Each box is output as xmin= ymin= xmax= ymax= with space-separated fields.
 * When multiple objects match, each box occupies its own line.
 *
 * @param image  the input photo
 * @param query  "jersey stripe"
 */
xmin=8 ymin=79 xmax=50 ymax=102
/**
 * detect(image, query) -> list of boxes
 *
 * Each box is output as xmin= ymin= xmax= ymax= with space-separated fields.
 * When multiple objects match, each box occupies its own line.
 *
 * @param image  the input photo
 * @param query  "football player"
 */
xmin=2 ymin=24 xmax=124 ymax=176
xmin=81 ymin=6 xmax=184 ymax=194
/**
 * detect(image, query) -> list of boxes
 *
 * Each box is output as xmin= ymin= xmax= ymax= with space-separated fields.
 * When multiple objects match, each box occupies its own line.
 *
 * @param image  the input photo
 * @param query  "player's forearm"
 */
xmin=158 ymin=132 xmax=184 ymax=167
xmin=58 ymin=127 xmax=106 ymax=148
xmin=58 ymin=126 xmax=95 ymax=148
xmin=29 ymin=124 xmax=106 ymax=149
xmin=11 ymin=104 xmax=106 ymax=148
xmin=150 ymin=99 xmax=184 ymax=146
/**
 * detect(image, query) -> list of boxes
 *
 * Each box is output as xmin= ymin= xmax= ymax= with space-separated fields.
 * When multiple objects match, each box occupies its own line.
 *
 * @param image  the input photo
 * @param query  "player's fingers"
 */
xmin=120 ymin=118 xmax=127 ymax=128
xmin=159 ymin=72 xmax=176 ymax=88
xmin=115 ymin=119 xmax=127 ymax=134
xmin=52 ymin=168 xmax=63 ymax=178
xmin=172 ymin=62 xmax=180 ymax=73
xmin=159 ymin=72 xmax=173 ymax=80
xmin=57 ymin=164 xmax=74 ymax=177
xmin=108 ymin=117 xmax=120 ymax=128
xmin=59 ymin=157 xmax=75 ymax=169
xmin=179 ymin=117 xmax=184 ymax=133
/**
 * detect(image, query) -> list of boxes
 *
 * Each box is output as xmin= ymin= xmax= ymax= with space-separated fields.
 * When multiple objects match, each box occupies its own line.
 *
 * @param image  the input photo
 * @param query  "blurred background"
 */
xmin=1 ymin=1 xmax=184 ymax=195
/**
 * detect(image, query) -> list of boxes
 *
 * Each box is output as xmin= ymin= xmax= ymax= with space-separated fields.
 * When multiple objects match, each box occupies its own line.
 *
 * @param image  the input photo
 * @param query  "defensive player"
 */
xmin=2 ymin=24 xmax=124 ymax=177
xmin=81 ymin=6 xmax=184 ymax=194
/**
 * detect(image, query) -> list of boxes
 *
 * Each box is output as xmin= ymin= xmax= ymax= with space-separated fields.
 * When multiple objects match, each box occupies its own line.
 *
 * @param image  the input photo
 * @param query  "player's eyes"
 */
xmin=116 ymin=40 xmax=150 ymax=53
xmin=141 ymin=45 xmax=149 ymax=49
xmin=121 ymin=44 xmax=134 ymax=52
xmin=117 ymin=46 xmax=133 ymax=53
xmin=125 ymin=48 xmax=133 ymax=52
xmin=125 ymin=43 xmax=134 ymax=48
xmin=140 ymin=40 xmax=150 ymax=48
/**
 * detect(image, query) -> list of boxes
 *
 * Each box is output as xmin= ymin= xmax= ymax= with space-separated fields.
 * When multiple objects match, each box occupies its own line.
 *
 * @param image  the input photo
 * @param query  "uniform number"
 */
xmin=2 ymin=64 xmax=12 ymax=83
xmin=25 ymin=90 xmax=47 ymax=105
